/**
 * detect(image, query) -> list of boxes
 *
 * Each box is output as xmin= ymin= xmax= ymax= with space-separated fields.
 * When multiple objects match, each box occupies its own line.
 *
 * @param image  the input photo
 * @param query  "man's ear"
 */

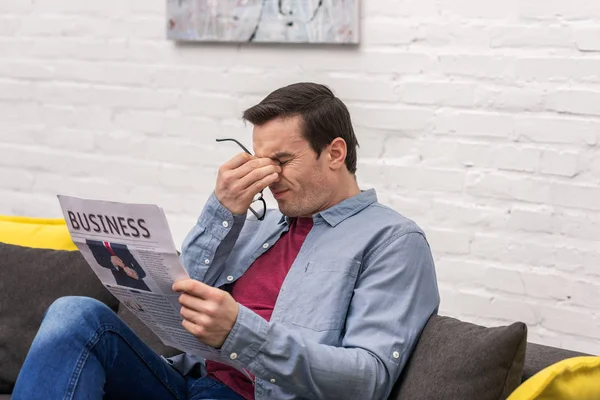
xmin=328 ymin=138 xmax=347 ymax=171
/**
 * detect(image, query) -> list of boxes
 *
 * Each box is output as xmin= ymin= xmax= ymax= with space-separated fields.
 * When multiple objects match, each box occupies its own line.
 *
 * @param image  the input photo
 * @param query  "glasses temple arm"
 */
xmin=215 ymin=138 xmax=252 ymax=155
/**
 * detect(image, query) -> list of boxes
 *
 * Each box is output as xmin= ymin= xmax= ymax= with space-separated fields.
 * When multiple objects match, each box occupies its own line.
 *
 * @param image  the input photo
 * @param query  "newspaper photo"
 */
xmin=57 ymin=195 xmax=249 ymax=376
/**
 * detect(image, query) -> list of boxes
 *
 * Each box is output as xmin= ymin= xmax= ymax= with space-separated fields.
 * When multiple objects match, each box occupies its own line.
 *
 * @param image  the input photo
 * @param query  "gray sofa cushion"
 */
xmin=391 ymin=315 xmax=527 ymax=400
xmin=0 ymin=243 xmax=121 ymax=392
xmin=523 ymin=342 xmax=590 ymax=382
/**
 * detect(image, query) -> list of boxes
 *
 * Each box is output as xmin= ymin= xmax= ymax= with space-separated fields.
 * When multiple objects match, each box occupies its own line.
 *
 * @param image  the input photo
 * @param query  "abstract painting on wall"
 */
xmin=167 ymin=0 xmax=359 ymax=44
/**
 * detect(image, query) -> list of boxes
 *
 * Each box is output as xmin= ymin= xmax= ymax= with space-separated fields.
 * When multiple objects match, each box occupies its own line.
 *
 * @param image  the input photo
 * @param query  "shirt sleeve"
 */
xmin=219 ymin=231 xmax=440 ymax=400
xmin=180 ymin=192 xmax=246 ymax=286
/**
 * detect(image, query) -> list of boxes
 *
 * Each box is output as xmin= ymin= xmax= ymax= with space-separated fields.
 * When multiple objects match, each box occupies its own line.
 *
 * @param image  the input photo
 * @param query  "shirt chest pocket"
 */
xmin=287 ymin=258 xmax=361 ymax=332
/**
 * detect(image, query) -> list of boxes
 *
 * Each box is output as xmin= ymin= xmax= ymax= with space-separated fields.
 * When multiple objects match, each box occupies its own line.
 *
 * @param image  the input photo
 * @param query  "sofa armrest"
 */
xmin=523 ymin=342 xmax=591 ymax=382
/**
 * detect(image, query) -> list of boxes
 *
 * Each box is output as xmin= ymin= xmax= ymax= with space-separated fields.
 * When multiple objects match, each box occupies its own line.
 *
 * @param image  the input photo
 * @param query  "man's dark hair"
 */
xmin=242 ymin=82 xmax=359 ymax=174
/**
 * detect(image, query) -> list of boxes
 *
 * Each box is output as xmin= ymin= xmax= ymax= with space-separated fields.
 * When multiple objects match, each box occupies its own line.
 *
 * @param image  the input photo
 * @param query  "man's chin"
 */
xmin=277 ymin=203 xmax=298 ymax=218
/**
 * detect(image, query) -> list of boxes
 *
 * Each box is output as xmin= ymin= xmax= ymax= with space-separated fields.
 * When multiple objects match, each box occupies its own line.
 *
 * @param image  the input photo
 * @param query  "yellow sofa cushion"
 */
xmin=509 ymin=356 xmax=600 ymax=400
xmin=0 ymin=215 xmax=76 ymax=251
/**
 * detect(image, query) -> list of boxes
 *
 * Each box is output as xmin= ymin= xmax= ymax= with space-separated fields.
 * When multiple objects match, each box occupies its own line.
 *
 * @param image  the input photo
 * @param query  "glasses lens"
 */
xmin=249 ymin=198 xmax=266 ymax=221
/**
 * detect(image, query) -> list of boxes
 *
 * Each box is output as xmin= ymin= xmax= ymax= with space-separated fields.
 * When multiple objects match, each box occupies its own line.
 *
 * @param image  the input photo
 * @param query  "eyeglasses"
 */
xmin=216 ymin=138 xmax=266 ymax=221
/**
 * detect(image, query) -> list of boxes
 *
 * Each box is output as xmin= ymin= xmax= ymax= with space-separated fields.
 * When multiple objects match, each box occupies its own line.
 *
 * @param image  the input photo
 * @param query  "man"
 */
xmin=12 ymin=83 xmax=439 ymax=400
xmin=85 ymin=239 xmax=151 ymax=292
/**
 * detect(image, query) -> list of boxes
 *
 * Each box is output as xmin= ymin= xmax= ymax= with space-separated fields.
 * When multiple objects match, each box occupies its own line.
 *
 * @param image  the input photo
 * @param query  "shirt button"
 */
xmin=392 ymin=351 xmax=400 ymax=359
xmin=270 ymin=378 xmax=276 ymax=384
xmin=222 ymin=221 xmax=229 ymax=228
xmin=262 ymin=243 xmax=269 ymax=249
xmin=204 ymin=259 xmax=210 ymax=265
xmin=230 ymin=352 xmax=238 ymax=360
xmin=226 ymin=275 xmax=234 ymax=282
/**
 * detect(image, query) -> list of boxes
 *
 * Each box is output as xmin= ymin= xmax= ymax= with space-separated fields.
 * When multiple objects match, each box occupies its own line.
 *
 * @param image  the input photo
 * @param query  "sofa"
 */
xmin=0 ymin=215 xmax=593 ymax=400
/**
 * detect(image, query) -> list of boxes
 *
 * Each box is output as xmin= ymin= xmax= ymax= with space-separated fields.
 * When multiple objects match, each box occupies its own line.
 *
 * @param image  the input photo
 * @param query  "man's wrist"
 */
xmin=199 ymin=193 xmax=246 ymax=240
xmin=220 ymin=304 xmax=269 ymax=367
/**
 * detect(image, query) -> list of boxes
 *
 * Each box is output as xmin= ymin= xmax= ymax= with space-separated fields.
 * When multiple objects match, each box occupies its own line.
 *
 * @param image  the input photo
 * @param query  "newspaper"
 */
xmin=57 ymin=195 xmax=250 ymax=377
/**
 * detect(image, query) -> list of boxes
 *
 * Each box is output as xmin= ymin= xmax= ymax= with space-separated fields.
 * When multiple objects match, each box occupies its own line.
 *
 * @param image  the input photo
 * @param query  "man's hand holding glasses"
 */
xmin=214 ymin=138 xmax=280 ymax=221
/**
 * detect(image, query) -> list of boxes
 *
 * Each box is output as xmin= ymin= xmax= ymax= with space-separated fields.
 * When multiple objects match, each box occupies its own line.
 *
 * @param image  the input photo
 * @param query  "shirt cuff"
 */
xmin=198 ymin=192 xmax=246 ymax=240
xmin=220 ymin=304 xmax=269 ymax=368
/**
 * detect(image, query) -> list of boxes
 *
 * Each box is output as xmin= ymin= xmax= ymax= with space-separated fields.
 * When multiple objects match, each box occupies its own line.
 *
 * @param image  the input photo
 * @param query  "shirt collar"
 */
xmin=277 ymin=189 xmax=378 ymax=227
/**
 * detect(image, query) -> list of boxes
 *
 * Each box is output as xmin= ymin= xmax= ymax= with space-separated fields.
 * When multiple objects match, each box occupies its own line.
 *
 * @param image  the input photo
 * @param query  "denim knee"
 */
xmin=47 ymin=296 xmax=111 ymax=317
xmin=42 ymin=296 xmax=115 ymax=337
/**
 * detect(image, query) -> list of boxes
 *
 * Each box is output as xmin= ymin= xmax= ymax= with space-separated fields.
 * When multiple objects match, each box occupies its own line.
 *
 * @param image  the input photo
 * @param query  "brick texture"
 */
xmin=1 ymin=0 xmax=599 ymax=354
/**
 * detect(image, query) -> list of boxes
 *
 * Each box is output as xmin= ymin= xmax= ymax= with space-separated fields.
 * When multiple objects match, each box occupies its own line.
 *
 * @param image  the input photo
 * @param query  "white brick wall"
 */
xmin=1 ymin=0 xmax=599 ymax=353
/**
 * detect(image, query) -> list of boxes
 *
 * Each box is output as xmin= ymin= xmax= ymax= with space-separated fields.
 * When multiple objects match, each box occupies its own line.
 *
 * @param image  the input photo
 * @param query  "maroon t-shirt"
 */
xmin=206 ymin=217 xmax=314 ymax=400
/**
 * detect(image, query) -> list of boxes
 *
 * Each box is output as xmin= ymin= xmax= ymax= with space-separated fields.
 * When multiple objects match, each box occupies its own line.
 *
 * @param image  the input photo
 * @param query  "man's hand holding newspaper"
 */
xmin=173 ymin=279 xmax=239 ymax=349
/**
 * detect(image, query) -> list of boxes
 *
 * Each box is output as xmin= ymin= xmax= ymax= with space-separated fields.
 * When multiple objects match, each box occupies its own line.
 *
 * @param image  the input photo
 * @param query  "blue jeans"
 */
xmin=12 ymin=297 xmax=245 ymax=400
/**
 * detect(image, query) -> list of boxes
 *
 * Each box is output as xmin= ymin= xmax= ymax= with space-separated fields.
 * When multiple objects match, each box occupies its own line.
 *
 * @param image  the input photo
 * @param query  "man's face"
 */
xmin=253 ymin=116 xmax=331 ymax=218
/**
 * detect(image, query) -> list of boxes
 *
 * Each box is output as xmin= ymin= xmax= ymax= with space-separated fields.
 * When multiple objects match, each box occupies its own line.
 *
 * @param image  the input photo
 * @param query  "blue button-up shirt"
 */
xmin=173 ymin=189 xmax=440 ymax=400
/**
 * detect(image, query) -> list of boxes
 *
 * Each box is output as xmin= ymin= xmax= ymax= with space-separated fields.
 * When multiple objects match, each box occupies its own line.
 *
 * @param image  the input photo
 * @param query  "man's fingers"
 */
xmin=215 ymin=151 xmax=280 ymax=215
xmin=231 ymin=157 xmax=280 ymax=179
xmin=173 ymin=279 xmax=202 ymax=293
xmin=178 ymin=292 xmax=209 ymax=313
xmin=237 ymin=164 xmax=281 ymax=191
xmin=248 ymin=172 xmax=280 ymax=194
xmin=173 ymin=279 xmax=215 ymax=299
xmin=220 ymin=152 xmax=253 ymax=172
xmin=181 ymin=318 xmax=204 ymax=338
xmin=180 ymin=304 xmax=204 ymax=324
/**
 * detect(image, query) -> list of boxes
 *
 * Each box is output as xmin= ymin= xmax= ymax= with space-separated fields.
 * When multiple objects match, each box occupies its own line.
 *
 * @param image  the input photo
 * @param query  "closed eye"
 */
xmin=271 ymin=156 xmax=292 ymax=166
xmin=271 ymin=152 xmax=294 ymax=165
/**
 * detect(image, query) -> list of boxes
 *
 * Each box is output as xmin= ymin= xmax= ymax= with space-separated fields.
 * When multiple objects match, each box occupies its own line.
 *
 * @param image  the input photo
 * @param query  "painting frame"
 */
xmin=167 ymin=0 xmax=360 ymax=44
